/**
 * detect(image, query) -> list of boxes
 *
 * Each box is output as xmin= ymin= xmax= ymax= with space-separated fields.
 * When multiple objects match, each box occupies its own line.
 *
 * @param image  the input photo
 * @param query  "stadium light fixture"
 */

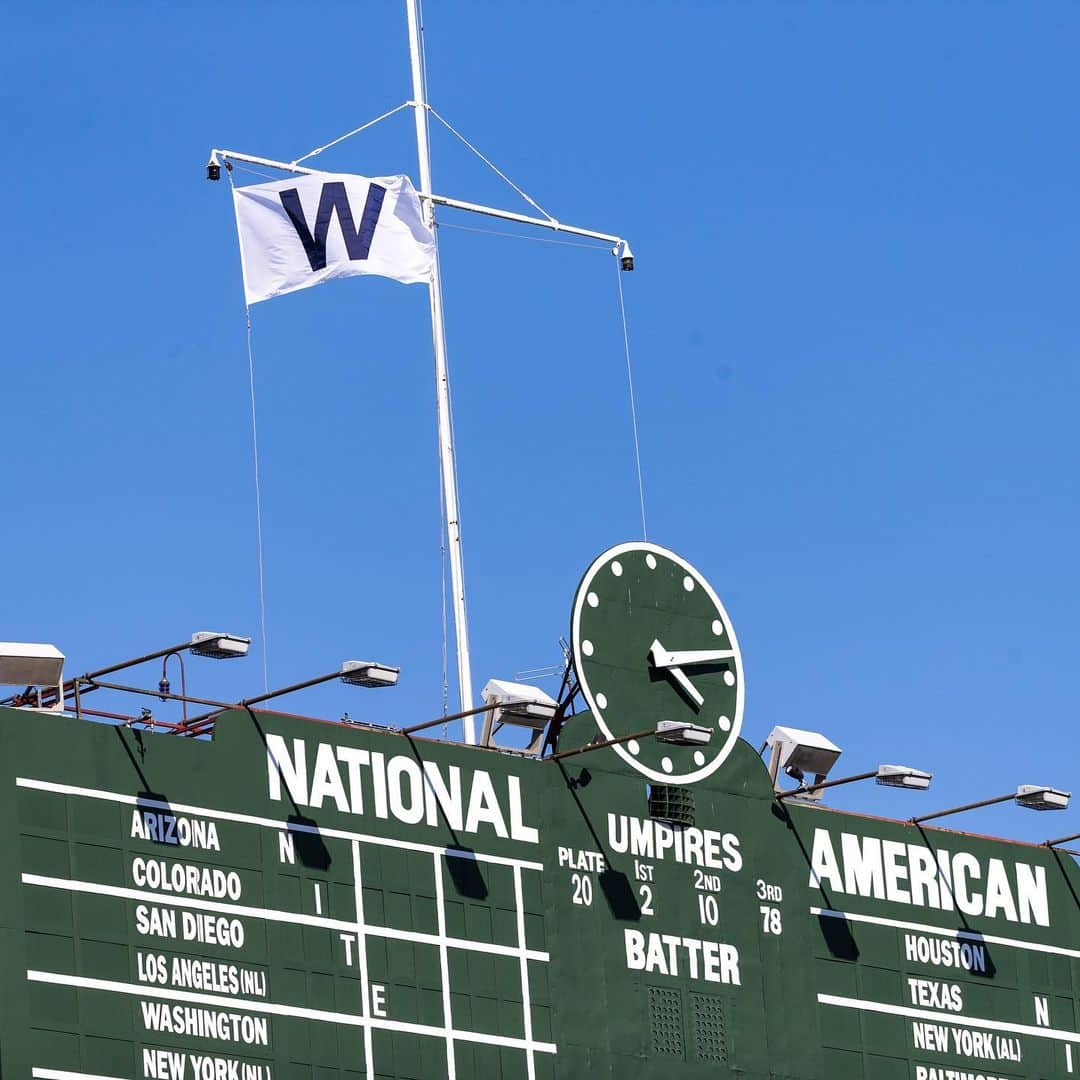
xmin=765 ymin=725 xmax=842 ymax=798
xmin=190 ymin=632 xmax=251 ymax=660
xmin=481 ymin=679 xmax=558 ymax=727
xmin=876 ymin=764 xmax=934 ymax=790
xmin=180 ymin=658 xmax=401 ymax=733
xmin=912 ymin=785 xmax=1071 ymax=825
xmin=240 ymin=660 xmax=399 ymax=701
xmin=0 ymin=643 xmax=65 ymax=688
xmin=1015 ymin=785 xmax=1071 ymax=811
xmin=0 ymin=643 xmax=66 ymax=710
xmin=479 ymin=679 xmax=558 ymax=754
xmin=778 ymin=764 xmax=933 ymax=801
xmin=655 ymin=720 xmax=712 ymax=747
xmin=549 ymin=719 xmax=710 ymax=762
xmin=340 ymin=661 xmax=400 ymax=688
xmin=1 ymin=631 xmax=256 ymax=712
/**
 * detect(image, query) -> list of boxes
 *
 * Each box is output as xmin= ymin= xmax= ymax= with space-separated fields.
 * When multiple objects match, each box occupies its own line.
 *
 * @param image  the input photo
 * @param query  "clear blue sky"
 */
xmin=2 ymin=3 xmax=1077 ymax=844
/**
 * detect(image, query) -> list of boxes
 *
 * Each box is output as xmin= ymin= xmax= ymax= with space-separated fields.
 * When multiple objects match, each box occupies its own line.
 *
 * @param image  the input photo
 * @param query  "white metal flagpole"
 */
xmin=210 ymin=14 xmax=632 ymax=742
xmin=405 ymin=0 xmax=477 ymax=737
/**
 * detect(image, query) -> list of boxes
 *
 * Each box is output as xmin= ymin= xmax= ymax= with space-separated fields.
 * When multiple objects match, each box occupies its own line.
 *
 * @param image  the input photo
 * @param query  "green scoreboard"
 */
xmin=2 ymin=542 xmax=1077 ymax=1079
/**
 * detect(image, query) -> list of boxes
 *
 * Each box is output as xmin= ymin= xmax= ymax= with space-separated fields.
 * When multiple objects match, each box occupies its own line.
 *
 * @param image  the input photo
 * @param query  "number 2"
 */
xmin=638 ymin=884 xmax=654 ymax=916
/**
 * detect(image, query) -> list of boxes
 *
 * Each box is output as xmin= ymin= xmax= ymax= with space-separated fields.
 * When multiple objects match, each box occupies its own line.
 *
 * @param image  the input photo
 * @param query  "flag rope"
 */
xmin=426 ymin=105 xmax=556 ymax=224
xmin=615 ymin=257 xmax=648 ymax=541
xmin=245 ymin=308 xmax=271 ymax=694
xmin=232 ymin=164 xmax=284 ymax=182
xmin=437 ymin=220 xmax=606 ymax=251
xmin=289 ymin=102 xmax=413 ymax=168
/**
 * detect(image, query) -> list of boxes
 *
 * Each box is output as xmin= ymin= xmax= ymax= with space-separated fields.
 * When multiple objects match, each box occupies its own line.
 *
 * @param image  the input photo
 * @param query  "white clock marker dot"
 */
xmin=661 ymin=756 xmax=673 ymax=774
xmin=611 ymin=560 xmax=623 ymax=577
xmin=711 ymin=619 xmax=724 ymax=636
xmin=683 ymin=575 xmax=695 ymax=592
xmin=723 ymin=670 xmax=735 ymax=686
xmin=645 ymin=553 xmax=657 ymax=569
xmin=718 ymin=715 xmax=731 ymax=731
xmin=587 ymin=591 xmax=599 ymax=608
xmin=693 ymin=751 xmax=706 ymax=767
xmin=596 ymin=693 xmax=607 ymax=709
xmin=628 ymin=740 xmax=640 ymax=756
xmin=582 ymin=640 xmax=594 ymax=657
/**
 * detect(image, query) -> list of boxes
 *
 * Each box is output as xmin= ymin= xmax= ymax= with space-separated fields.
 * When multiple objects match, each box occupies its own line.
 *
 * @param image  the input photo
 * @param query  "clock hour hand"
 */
xmin=649 ymin=646 xmax=736 ymax=669
xmin=648 ymin=639 xmax=705 ymax=710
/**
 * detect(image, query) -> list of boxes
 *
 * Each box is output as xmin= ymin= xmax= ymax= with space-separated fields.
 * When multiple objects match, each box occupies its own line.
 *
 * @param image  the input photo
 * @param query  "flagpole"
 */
xmin=405 ymin=0 xmax=477 ymax=738
xmin=210 ymin=20 xmax=631 ymax=742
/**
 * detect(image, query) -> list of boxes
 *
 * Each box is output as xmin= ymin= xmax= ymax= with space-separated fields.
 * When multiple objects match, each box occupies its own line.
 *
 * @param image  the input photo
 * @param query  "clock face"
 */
xmin=571 ymin=541 xmax=744 ymax=784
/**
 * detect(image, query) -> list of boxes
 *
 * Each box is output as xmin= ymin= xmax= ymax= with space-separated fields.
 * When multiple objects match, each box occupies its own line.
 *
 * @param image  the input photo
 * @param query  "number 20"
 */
xmin=571 ymin=873 xmax=593 ymax=906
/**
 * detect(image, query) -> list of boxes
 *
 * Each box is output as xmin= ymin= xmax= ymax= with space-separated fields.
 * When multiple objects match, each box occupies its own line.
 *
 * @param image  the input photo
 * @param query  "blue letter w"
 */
xmin=279 ymin=181 xmax=387 ymax=272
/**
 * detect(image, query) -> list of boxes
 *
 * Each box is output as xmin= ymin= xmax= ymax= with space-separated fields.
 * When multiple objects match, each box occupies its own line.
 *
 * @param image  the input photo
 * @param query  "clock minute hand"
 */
xmin=648 ymin=639 xmax=705 ymax=710
xmin=650 ymin=647 xmax=737 ymax=669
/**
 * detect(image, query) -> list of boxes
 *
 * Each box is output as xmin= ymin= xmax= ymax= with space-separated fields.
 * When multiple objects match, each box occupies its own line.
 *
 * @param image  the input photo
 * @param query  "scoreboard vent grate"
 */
xmin=648 ymin=985 xmax=686 ymax=1058
xmin=690 ymin=991 xmax=728 ymax=1062
xmin=648 ymin=784 xmax=695 ymax=827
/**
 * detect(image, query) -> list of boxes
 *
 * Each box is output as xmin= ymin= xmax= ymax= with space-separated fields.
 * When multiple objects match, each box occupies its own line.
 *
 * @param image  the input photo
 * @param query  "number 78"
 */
xmin=760 ymin=905 xmax=782 ymax=934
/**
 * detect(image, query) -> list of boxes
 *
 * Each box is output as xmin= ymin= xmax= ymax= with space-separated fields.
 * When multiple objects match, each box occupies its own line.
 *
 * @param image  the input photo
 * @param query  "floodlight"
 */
xmin=1015 ymin=785 xmax=1070 ymax=812
xmin=766 ymin=725 xmax=842 ymax=791
xmin=481 ymin=680 xmax=558 ymax=726
xmin=479 ymin=679 xmax=558 ymax=753
xmin=655 ymin=720 xmax=712 ymax=747
xmin=778 ymin=762 xmax=933 ymax=801
xmin=618 ymin=240 xmax=635 ymax=272
xmin=876 ymin=765 xmax=933 ymax=791
xmin=340 ymin=661 xmax=400 ymax=688
xmin=913 ymin=783 xmax=1072 ymax=824
xmin=0 ymin=643 xmax=65 ymax=687
xmin=207 ymin=152 xmax=221 ymax=181
xmin=190 ymin=632 xmax=250 ymax=659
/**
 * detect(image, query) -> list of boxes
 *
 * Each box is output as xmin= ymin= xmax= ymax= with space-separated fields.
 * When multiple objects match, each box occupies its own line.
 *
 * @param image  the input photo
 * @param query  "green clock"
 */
xmin=571 ymin=541 xmax=744 ymax=784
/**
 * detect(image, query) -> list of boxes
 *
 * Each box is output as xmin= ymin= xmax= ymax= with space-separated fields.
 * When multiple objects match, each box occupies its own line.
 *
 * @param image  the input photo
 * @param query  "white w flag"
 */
xmin=232 ymin=173 xmax=434 ymax=304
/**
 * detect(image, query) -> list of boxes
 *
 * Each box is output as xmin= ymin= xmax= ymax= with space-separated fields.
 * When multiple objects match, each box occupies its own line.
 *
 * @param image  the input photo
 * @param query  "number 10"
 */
xmin=698 ymin=893 xmax=719 ymax=926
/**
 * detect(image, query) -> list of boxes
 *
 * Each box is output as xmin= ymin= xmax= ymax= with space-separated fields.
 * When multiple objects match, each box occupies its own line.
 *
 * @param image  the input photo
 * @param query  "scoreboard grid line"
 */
xmin=818 ymin=993 xmax=1080 ymax=1045
xmin=432 ymin=849 xmax=458 ymax=1080
xmin=31 ymin=1070 xmax=127 ymax=1080
xmin=21 ymin=873 xmax=551 ymax=963
xmin=20 ymin=774 xmax=558 ymax=1076
xmin=26 ymin=969 xmax=559 ymax=1054
xmin=812 ymin=905 xmax=1080 ymax=960
xmin=15 ymin=777 xmax=544 ymax=871
xmin=513 ymin=864 xmax=537 ymax=1080
xmin=351 ymin=840 xmax=376 ymax=1080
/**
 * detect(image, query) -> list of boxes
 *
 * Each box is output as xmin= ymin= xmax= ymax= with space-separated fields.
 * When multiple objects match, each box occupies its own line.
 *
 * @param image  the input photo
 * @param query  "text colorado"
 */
xmin=133 ymin=857 xmax=242 ymax=901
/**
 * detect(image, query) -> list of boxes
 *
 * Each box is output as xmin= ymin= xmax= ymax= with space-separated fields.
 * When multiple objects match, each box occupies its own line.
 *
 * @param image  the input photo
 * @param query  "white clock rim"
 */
xmin=571 ymin=540 xmax=745 ymax=785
